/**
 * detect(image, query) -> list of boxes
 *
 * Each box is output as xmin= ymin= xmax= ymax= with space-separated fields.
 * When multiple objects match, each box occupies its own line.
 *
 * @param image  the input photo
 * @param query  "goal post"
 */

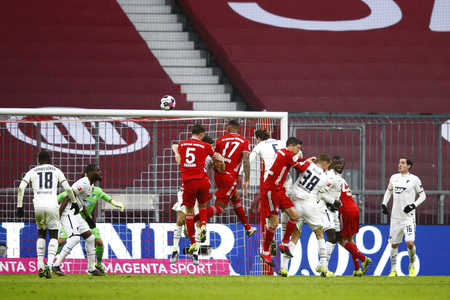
xmin=0 ymin=108 xmax=288 ymax=275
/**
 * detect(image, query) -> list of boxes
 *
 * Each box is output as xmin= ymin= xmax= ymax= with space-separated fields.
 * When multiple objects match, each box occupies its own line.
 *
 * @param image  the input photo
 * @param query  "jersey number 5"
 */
xmin=185 ymin=147 xmax=196 ymax=163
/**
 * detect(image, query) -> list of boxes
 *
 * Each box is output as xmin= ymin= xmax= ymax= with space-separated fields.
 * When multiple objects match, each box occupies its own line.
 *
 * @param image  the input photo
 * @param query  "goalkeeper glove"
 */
xmin=111 ymin=200 xmax=124 ymax=212
xmin=85 ymin=216 xmax=96 ymax=229
xmin=381 ymin=204 xmax=389 ymax=214
xmin=70 ymin=202 xmax=80 ymax=215
xmin=17 ymin=207 xmax=24 ymax=218
xmin=403 ymin=204 xmax=416 ymax=213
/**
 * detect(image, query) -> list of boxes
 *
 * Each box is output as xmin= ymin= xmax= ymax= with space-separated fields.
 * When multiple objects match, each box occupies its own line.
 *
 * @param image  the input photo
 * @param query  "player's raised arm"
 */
xmin=213 ymin=152 xmax=226 ymax=173
xmin=242 ymin=151 xmax=250 ymax=197
xmin=16 ymin=180 xmax=28 ymax=218
xmin=102 ymin=192 xmax=124 ymax=212
xmin=172 ymin=144 xmax=181 ymax=164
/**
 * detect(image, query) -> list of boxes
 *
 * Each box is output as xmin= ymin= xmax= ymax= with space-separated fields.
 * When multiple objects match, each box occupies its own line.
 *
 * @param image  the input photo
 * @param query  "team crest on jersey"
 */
xmin=394 ymin=187 xmax=407 ymax=194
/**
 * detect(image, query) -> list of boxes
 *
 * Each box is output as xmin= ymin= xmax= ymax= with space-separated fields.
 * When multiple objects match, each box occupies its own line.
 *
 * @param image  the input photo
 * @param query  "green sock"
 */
xmin=96 ymin=245 xmax=104 ymax=266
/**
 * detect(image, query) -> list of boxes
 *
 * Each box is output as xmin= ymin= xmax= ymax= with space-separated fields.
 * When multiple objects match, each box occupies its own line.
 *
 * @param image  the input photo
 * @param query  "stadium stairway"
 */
xmin=117 ymin=0 xmax=246 ymax=111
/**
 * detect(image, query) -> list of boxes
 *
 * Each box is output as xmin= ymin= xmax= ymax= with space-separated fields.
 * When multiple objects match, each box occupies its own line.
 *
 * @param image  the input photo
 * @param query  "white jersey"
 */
xmin=317 ymin=169 xmax=343 ymax=209
xmin=22 ymin=164 xmax=68 ymax=208
xmin=291 ymin=163 xmax=328 ymax=202
xmin=250 ymin=138 xmax=285 ymax=175
xmin=248 ymin=138 xmax=302 ymax=195
xmin=386 ymin=173 xmax=424 ymax=219
xmin=205 ymin=155 xmax=214 ymax=173
xmin=63 ymin=177 xmax=93 ymax=214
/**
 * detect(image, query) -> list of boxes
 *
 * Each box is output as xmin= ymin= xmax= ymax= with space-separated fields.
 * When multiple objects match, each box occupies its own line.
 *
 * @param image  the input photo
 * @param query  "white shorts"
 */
xmin=294 ymin=200 xmax=326 ymax=231
xmin=322 ymin=208 xmax=340 ymax=232
xmin=34 ymin=206 xmax=60 ymax=230
xmin=60 ymin=212 xmax=90 ymax=237
xmin=389 ymin=217 xmax=416 ymax=244
xmin=172 ymin=189 xmax=199 ymax=215
xmin=284 ymin=174 xmax=293 ymax=198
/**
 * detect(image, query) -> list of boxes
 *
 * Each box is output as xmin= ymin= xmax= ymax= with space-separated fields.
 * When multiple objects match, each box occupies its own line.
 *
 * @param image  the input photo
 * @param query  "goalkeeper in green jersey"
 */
xmin=56 ymin=185 xmax=123 ymax=275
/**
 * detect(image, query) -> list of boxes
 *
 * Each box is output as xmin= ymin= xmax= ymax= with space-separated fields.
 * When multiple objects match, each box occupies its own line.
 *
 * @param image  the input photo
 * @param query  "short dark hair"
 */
xmin=192 ymin=124 xmax=206 ymax=135
xmin=85 ymin=164 xmax=98 ymax=175
xmin=318 ymin=153 xmax=331 ymax=163
xmin=401 ymin=157 xmax=413 ymax=169
xmin=228 ymin=120 xmax=240 ymax=129
xmin=38 ymin=151 xmax=51 ymax=164
xmin=286 ymin=137 xmax=302 ymax=147
xmin=202 ymin=135 xmax=214 ymax=145
xmin=255 ymin=129 xmax=270 ymax=141
xmin=332 ymin=155 xmax=345 ymax=162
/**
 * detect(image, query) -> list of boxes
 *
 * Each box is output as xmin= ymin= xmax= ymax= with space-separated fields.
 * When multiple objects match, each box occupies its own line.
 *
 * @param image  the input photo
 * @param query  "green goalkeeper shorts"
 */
xmin=59 ymin=226 xmax=101 ymax=240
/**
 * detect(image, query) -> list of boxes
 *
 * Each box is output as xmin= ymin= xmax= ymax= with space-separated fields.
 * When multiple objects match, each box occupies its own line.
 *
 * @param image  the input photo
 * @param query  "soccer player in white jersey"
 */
xmin=280 ymin=153 xmax=335 ymax=277
xmin=247 ymin=129 xmax=303 ymax=269
xmin=313 ymin=159 xmax=343 ymax=275
xmin=16 ymin=151 xmax=77 ymax=278
xmin=170 ymin=136 xmax=224 ymax=264
xmin=382 ymin=157 xmax=426 ymax=277
xmin=52 ymin=164 xmax=104 ymax=276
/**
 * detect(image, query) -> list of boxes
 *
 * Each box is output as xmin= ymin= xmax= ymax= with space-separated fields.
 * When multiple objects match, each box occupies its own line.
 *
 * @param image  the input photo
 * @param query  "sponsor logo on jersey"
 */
xmin=394 ymin=187 xmax=407 ymax=194
xmin=5 ymin=116 xmax=150 ymax=156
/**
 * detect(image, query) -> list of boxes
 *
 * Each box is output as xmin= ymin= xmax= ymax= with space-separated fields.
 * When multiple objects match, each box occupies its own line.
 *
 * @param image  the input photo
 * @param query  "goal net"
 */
xmin=0 ymin=108 xmax=287 ymax=275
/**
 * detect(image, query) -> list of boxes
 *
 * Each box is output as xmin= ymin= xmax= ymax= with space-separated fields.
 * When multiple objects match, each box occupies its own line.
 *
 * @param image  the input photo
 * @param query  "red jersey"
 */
xmin=178 ymin=138 xmax=215 ymax=183
xmin=215 ymin=133 xmax=250 ymax=178
xmin=338 ymin=179 xmax=360 ymax=213
xmin=264 ymin=148 xmax=310 ymax=190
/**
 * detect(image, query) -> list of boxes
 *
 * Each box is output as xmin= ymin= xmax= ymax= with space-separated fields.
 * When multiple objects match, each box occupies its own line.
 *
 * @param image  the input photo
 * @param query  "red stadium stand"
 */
xmin=178 ymin=0 xmax=450 ymax=113
xmin=0 ymin=0 xmax=190 ymax=110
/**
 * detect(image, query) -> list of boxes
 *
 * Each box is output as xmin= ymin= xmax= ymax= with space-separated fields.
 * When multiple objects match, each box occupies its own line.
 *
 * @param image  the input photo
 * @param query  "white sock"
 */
xmin=318 ymin=239 xmax=328 ymax=269
xmin=47 ymin=238 xmax=58 ymax=268
xmin=408 ymin=246 xmax=416 ymax=266
xmin=173 ymin=225 xmax=182 ymax=252
xmin=36 ymin=238 xmax=46 ymax=270
xmin=281 ymin=212 xmax=288 ymax=239
xmin=194 ymin=227 xmax=200 ymax=255
xmin=85 ymin=235 xmax=96 ymax=272
xmin=326 ymin=241 xmax=336 ymax=262
xmin=281 ymin=255 xmax=290 ymax=271
xmin=54 ymin=235 xmax=80 ymax=267
xmin=390 ymin=247 xmax=398 ymax=271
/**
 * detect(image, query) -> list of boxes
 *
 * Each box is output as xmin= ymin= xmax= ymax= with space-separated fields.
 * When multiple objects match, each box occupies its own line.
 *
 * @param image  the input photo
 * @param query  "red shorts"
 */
xmin=260 ymin=187 xmax=293 ymax=219
xmin=339 ymin=210 xmax=360 ymax=237
xmin=214 ymin=172 xmax=238 ymax=205
xmin=181 ymin=177 xmax=211 ymax=207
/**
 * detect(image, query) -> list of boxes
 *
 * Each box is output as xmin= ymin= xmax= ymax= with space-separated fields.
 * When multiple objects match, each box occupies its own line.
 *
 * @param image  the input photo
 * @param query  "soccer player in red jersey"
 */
xmin=333 ymin=155 xmax=372 ymax=276
xmin=201 ymin=120 xmax=257 ymax=237
xmin=260 ymin=137 xmax=316 ymax=267
xmin=178 ymin=124 xmax=223 ymax=264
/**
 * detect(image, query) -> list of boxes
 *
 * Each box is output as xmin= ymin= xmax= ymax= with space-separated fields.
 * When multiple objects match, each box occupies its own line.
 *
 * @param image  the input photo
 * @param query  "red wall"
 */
xmin=179 ymin=0 xmax=450 ymax=113
xmin=0 ymin=1 xmax=190 ymax=110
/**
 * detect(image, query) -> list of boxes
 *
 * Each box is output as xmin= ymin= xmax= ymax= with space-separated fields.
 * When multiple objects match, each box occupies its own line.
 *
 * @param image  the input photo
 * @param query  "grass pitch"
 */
xmin=1 ymin=275 xmax=448 ymax=300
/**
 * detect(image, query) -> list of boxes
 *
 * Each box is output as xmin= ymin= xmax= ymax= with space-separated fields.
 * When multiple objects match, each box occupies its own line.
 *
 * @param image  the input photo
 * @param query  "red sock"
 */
xmin=352 ymin=254 xmax=360 ymax=270
xmin=232 ymin=199 xmax=251 ymax=231
xmin=185 ymin=214 xmax=196 ymax=244
xmin=263 ymin=226 xmax=276 ymax=252
xmin=194 ymin=205 xmax=223 ymax=222
xmin=199 ymin=207 xmax=207 ymax=227
xmin=343 ymin=241 xmax=365 ymax=262
xmin=282 ymin=218 xmax=297 ymax=244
